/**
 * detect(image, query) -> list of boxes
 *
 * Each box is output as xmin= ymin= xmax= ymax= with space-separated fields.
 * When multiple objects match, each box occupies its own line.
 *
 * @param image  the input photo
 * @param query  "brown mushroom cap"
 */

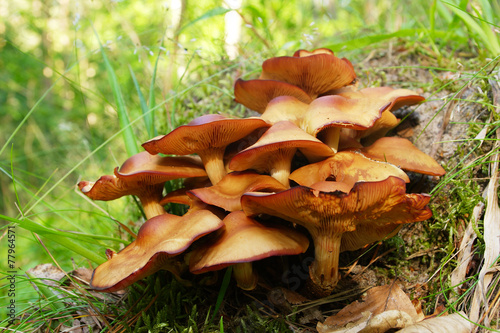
xmin=78 ymin=152 xmax=208 ymax=219
xmin=338 ymin=87 xmax=425 ymax=111
xmin=189 ymin=210 xmax=310 ymax=290
xmin=338 ymin=87 xmax=425 ymax=143
xmin=187 ymin=171 xmax=287 ymax=212
xmin=90 ymin=209 xmax=223 ymax=292
xmin=299 ymin=87 xmax=424 ymax=151
xmin=259 ymin=52 xmax=356 ymax=98
xmin=300 ymin=95 xmax=388 ymax=136
xmin=289 ymin=151 xmax=410 ymax=191
xmin=234 ymin=79 xmax=313 ymax=113
xmin=142 ymin=115 xmax=270 ymax=185
xmin=299 ymin=95 xmax=388 ymax=152
xmin=159 ymin=188 xmax=191 ymax=206
xmin=357 ymin=137 xmax=446 ymax=176
xmin=241 ymin=177 xmax=431 ymax=295
xmin=229 ymin=121 xmax=335 ymax=186
xmin=260 ymin=96 xmax=310 ymax=124
xmin=293 ymin=48 xmax=335 ymax=57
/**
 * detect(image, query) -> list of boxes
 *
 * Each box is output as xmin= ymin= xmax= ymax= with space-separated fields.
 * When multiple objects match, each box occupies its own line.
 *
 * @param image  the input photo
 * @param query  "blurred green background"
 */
xmin=1 ymin=0 xmax=498 ymax=325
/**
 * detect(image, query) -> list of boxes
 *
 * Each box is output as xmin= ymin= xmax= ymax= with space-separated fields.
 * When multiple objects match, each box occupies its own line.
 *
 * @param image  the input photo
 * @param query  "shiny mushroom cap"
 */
xmin=142 ymin=115 xmax=270 ymax=185
xmin=259 ymin=51 xmax=356 ymax=99
xmin=78 ymin=152 xmax=208 ymax=219
xmin=229 ymin=121 xmax=334 ymax=186
xmin=260 ymin=96 xmax=309 ymax=125
xmin=189 ymin=210 xmax=309 ymax=290
xmin=358 ymin=137 xmax=446 ymax=176
xmin=234 ymin=79 xmax=313 ymax=113
xmin=289 ymin=151 xmax=410 ymax=191
xmin=241 ymin=177 xmax=431 ymax=296
xmin=90 ymin=209 xmax=224 ymax=292
xmin=187 ymin=171 xmax=287 ymax=212
xmin=338 ymin=87 xmax=425 ymax=143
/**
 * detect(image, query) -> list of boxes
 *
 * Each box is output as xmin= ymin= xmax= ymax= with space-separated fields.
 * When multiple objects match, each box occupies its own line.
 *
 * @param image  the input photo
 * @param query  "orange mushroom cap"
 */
xmin=229 ymin=121 xmax=334 ymax=186
xmin=78 ymin=152 xmax=207 ymax=219
xmin=187 ymin=171 xmax=287 ymax=212
xmin=337 ymin=87 xmax=425 ymax=143
xmin=142 ymin=114 xmax=270 ymax=185
xmin=337 ymin=87 xmax=425 ymax=112
xmin=289 ymin=151 xmax=410 ymax=191
xmin=293 ymin=48 xmax=335 ymax=57
xmin=259 ymin=52 xmax=356 ymax=99
xmin=234 ymin=79 xmax=313 ymax=113
xmin=357 ymin=137 xmax=446 ymax=176
xmin=260 ymin=96 xmax=310 ymax=125
xmin=90 ymin=209 xmax=224 ymax=292
xmin=189 ymin=210 xmax=309 ymax=290
xmin=241 ymin=177 xmax=431 ymax=295
xmin=300 ymin=95 xmax=388 ymax=136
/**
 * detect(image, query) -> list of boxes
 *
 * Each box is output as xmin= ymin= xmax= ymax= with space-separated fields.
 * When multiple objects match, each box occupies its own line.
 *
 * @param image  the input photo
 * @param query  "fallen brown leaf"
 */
xmin=317 ymin=283 xmax=424 ymax=333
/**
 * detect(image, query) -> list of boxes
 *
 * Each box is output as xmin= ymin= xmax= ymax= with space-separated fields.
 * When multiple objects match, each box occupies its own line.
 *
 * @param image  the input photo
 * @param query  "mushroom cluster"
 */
xmin=79 ymin=48 xmax=445 ymax=297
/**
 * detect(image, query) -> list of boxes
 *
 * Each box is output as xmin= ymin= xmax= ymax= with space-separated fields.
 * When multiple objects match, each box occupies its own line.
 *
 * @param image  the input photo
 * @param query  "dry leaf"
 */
xmin=317 ymin=284 xmax=424 ymax=333
xmin=397 ymin=311 xmax=472 ymax=333
xmin=26 ymin=263 xmax=65 ymax=286
xmin=469 ymin=139 xmax=500 ymax=328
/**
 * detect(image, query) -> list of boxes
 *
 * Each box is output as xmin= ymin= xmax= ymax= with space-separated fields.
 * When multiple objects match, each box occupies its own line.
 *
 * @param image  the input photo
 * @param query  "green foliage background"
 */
xmin=1 ymin=0 xmax=499 ymax=330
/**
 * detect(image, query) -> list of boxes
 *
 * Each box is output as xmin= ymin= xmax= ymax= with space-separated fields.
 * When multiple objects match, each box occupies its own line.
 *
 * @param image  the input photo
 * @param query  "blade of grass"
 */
xmin=129 ymin=65 xmax=152 ymax=138
xmin=324 ymin=28 xmax=468 ymax=52
xmin=92 ymin=23 xmax=139 ymax=156
xmin=444 ymin=2 xmax=500 ymax=55
xmin=176 ymin=7 xmax=231 ymax=36
xmin=2 ymin=216 xmax=106 ymax=264
xmin=148 ymin=44 xmax=162 ymax=137
xmin=25 ymin=272 xmax=67 ymax=313
xmin=1 ymin=215 xmax=126 ymax=245
xmin=211 ymin=266 xmax=232 ymax=323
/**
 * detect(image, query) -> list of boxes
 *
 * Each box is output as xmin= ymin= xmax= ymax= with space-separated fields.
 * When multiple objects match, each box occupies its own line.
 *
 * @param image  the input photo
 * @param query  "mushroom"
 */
xmin=356 ymin=137 xmax=446 ymax=176
xmin=293 ymin=48 xmax=336 ymax=57
xmin=233 ymin=48 xmax=356 ymax=112
xmin=78 ymin=152 xmax=207 ymax=219
xmin=142 ymin=114 xmax=270 ymax=185
xmin=241 ymin=176 xmax=432 ymax=296
xmin=260 ymin=96 xmax=309 ymax=125
xmin=289 ymin=151 xmax=410 ymax=191
xmin=338 ymin=87 xmax=425 ymax=144
xmin=234 ymin=79 xmax=313 ymax=113
xmin=189 ymin=210 xmax=309 ymax=290
xmin=229 ymin=121 xmax=334 ymax=186
xmin=259 ymin=51 xmax=356 ymax=99
xmin=299 ymin=95 xmax=385 ymax=153
xmin=299 ymin=87 xmax=425 ymax=152
xmin=90 ymin=208 xmax=224 ymax=292
xmin=187 ymin=171 xmax=287 ymax=212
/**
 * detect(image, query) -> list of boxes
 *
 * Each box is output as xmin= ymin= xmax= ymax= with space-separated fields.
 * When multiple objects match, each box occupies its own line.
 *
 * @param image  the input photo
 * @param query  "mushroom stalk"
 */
xmin=320 ymin=128 xmax=341 ymax=153
xmin=199 ymin=147 xmax=227 ymax=185
xmin=269 ymin=149 xmax=296 ymax=187
xmin=308 ymin=232 xmax=342 ymax=295
xmin=139 ymin=185 xmax=167 ymax=219
xmin=233 ymin=262 xmax=258 ymax=290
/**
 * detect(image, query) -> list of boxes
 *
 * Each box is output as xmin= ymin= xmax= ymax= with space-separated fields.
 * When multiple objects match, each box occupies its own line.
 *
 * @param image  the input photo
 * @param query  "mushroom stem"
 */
xmin=199 ymin=147 xmax=227 ymax=185
xmin=308 ymin=232 xmax=342 ymax=296
xmin=320 ymin=128 xmax=341 ymax=153
xmin=269 ymin=148 xmax=296 ymax=187
xmin=138 ymin=184 xmax=166 ymax=219
xmin=233 ymin=262 xmax=258 ymax=290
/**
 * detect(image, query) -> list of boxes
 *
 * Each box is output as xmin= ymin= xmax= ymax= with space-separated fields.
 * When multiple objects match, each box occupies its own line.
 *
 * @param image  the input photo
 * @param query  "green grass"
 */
xmin=1 ymin=0 xmax=499 ymax=331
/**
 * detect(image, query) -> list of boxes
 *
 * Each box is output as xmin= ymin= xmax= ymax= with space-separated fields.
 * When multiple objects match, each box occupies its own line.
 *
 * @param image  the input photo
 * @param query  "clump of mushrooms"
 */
xmin=79 ymin=47 xmax=445 ymax=297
